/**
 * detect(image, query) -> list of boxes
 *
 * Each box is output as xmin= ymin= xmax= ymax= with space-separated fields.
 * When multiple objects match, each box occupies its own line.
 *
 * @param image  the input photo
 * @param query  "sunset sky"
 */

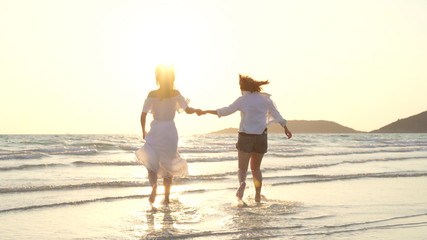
xmin=1 ymin=0 xmax=426 ymax=135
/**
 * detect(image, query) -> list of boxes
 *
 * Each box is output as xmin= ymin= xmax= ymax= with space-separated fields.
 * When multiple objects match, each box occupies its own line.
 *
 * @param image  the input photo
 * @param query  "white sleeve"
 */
xmin=267 ymin=99 xmax=287 ymax=127
xmin=175 ymin=94 xmax=190 ymax=113
xmin=142 ymin=98 xmax=154 ymax=113
xmin=216 ymin=97 xmax=242 ymax=117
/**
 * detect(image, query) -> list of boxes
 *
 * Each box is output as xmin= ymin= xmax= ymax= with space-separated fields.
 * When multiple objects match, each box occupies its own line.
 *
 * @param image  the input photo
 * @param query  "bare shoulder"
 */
xmin=148 ymin=89 xmax=181 ymax=98
xmin=148 ymin=90 xmax=160 ymax=98
xmin=172 ymin=89 xmax=181 ymax=96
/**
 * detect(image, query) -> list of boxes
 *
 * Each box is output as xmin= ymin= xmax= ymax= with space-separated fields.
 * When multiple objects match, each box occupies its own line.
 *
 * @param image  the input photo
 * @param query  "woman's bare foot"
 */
xmin=149 ymin=184 xmax=157 ymax=203
xmin=236 ymin=182 xmax=246 ymax=200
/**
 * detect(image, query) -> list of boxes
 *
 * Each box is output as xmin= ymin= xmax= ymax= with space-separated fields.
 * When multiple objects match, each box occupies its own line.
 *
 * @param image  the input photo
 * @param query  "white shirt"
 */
xmin=216 ymin=91 xmax=287 ymax=134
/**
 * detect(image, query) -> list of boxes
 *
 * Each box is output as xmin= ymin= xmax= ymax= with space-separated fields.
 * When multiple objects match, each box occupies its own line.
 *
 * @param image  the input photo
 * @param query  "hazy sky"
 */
xmin=1 ymin=0 xmax=426 ymax=135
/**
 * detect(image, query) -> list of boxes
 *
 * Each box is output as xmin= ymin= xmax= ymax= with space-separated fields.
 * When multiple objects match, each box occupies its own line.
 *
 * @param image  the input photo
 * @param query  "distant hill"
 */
xmin=210 ymin=128 xmax=238 ymax=134
xmin=209 ymin=120 xmax=361 ymax=134
xmin=371 ymin=111 xmax=427 ymax=133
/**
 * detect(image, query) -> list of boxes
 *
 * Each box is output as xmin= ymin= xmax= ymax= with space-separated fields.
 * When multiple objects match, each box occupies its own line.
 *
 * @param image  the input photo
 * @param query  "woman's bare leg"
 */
xmin=163 ymin=177 xmax=172 ymax=204
xmin=237 ymin=151 xmax=251 ymax=200
xmin=148 ymin=170 xmax=158 ymax=203
xmin=250 ymin=152 xmax=264 ymax=202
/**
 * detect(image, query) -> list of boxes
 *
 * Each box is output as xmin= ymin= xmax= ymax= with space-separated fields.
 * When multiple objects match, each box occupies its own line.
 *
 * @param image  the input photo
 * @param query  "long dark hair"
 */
xmin=239 ymin=74 xmax=269 ymax=92
xmin=155 ymin=64 xmax=175 ymax=98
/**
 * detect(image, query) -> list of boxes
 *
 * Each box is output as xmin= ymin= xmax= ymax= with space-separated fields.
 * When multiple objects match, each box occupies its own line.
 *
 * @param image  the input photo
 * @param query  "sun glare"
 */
xmin=105 ymin=2 xmax=226 ymax=101
xmin=138 ymin=9 xmax=208 ymax=93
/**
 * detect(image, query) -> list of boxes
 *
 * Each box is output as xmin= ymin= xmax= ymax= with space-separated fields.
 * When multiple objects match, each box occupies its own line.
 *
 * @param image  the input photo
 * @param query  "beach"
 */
xmin=0 ymin=134 xmax=426 ymax=239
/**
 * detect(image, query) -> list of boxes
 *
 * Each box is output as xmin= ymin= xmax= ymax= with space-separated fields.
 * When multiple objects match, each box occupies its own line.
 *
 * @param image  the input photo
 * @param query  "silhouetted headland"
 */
xmin=209 ymin=120 xmax=361 ymax=134
xmin=371 ymin=111 xmax=427 ymax=133
xmin=210 ymin=111 xmax=427 ymax=134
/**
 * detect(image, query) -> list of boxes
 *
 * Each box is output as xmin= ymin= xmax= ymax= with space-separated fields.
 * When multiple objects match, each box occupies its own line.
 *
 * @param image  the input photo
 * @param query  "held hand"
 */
xmin=195 ymin=109 xmax=206 ymax=116
xmin=284 ymin=126 xmax=292 ymax=139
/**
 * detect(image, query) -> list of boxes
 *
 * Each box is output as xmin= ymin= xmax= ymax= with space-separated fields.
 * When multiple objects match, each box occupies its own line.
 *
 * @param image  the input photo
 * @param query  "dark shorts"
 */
xmin=236 ymin=129 xmax=268 ymax=154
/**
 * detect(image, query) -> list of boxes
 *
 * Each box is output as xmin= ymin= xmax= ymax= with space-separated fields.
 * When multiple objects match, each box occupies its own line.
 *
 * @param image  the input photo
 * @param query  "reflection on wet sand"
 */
xmin=226 ymin=198 xmax=303 ymax=239
xmin=141 ymin=198 xmax=201 ymax=239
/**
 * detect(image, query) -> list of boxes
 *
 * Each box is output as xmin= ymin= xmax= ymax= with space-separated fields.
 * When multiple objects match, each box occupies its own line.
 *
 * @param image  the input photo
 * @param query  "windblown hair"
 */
xmin=155 ymin=64 xmax=175 ymax=98
xmin=239 ymin=74 xmax=270 ymax=92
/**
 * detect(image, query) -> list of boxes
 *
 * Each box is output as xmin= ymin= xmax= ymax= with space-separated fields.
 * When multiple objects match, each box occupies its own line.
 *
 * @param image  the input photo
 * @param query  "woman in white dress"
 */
xmin=136 ymin=64 xmax=201 ymax=204
xmin=201 ymin=74 xmax=292 ymax=203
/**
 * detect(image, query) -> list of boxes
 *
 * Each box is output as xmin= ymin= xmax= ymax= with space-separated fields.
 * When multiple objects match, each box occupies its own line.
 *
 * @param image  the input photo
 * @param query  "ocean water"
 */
xmin=0 ymin=134 xmax=426 ymax=239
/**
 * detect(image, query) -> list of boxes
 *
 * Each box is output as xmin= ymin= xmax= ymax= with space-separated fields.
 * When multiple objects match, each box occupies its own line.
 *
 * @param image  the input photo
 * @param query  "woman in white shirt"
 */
xmin=202 ymin=75 xmax=292 ymax=202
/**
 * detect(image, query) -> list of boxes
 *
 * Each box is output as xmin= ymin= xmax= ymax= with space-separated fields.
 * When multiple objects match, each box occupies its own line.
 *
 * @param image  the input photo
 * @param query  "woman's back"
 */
xmin=216 ymin=91 xmax=286 ymax=134
xmin=238 ymin=92 xmax=274 ymax=133
xmin=143 ymin=90 xmax=188 ymax=121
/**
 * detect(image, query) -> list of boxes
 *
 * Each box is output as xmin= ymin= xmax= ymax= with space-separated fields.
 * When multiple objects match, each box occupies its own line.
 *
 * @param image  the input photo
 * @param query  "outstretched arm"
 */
xmin=140 ymin=112 xmax=147 ymax=139
xmin=185 ymin=107 xmax=204 ymax=116
xmin=200 ymin=97 xmax=242 ymax=117
xmin=201 ymin=110 xmax=218 ymax=115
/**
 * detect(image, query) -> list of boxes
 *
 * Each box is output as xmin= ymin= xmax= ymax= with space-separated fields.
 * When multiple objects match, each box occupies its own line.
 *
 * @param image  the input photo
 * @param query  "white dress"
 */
xmin=135 ymin=94 xmax=189 ymax=178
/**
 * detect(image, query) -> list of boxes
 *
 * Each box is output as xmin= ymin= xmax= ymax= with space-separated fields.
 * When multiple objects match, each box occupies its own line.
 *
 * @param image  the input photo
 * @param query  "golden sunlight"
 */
xmin=2 ymin=1 xmax=427 ymax=239
xmin=136 ymin=6 xmax=208 ymax=93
